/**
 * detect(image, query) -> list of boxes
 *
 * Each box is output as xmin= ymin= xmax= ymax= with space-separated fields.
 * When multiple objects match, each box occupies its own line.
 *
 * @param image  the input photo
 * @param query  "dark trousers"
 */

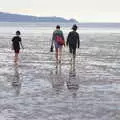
xmin=69 ymin=44 xmax=76 ymax=55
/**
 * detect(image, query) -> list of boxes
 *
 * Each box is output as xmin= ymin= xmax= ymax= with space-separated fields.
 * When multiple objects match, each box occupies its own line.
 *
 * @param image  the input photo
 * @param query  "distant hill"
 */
xmin=0 ymin=12 xmax=79 ymax=23
xmin=78 ymin=23 xmax=120 ymax=28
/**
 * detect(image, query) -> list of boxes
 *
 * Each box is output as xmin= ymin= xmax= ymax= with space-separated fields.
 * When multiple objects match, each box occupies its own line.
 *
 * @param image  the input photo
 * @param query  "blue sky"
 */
xmin=0 ymin=0 xmax=120 ymax=22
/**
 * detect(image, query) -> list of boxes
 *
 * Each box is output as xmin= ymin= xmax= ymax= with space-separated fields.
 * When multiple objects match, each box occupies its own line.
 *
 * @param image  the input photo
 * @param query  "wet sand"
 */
xmin=0 ymin=32 xmax=120 ymax=120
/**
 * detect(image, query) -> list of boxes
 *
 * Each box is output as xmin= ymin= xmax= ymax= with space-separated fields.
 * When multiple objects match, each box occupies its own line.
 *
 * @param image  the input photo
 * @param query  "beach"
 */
xmin=0 ymin=23 xmax=120 ymax=120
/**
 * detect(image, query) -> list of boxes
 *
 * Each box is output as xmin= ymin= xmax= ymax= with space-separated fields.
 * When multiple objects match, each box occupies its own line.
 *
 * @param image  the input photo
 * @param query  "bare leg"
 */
xmin=55 ymin=48 xmax=58 ymax=63
xmin=59 ymin=47 xmax=62 ymax=63
xmin=73 ymin=48 xmax=76 ymax=59
xmin=14 ymin=53 xmax=19 ymax=63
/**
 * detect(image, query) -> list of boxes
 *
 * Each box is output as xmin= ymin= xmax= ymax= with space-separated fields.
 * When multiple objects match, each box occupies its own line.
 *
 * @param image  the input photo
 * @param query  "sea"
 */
xmin=0 ymin=22 xmax=120 ymax=120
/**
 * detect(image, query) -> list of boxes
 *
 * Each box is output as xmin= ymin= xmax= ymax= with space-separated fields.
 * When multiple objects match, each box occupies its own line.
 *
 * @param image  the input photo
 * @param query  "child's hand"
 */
xmin=21 ymin=45 xmax=24 ymax=49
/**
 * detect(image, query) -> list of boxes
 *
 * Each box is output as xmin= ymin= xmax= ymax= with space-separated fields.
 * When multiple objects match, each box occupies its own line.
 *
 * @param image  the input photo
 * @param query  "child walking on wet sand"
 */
xmin=11 ymin=31 xmax=24 ymax=62
xmin=52 ymin=25 xmax=65 ymax=63
xmin=66 ymin=24 xmax=80 ymax=59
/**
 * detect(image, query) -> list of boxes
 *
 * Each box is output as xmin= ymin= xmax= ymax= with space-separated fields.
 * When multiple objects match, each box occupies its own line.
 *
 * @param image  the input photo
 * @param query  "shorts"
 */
xmin=14 ymin=49 xmax=20 ymax=53
xmin=54 ymin=41 xmax=62 ymax=49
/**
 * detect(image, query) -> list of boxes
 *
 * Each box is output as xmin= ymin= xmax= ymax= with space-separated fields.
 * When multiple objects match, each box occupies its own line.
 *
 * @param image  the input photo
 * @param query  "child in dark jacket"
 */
xmin=66 ymin=24 xmax=80 ymax=58
xmin=12 ymin=31 xmax=24 ymax=62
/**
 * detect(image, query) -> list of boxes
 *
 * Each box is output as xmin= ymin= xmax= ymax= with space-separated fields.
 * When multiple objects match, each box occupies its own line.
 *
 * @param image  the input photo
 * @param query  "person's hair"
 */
xmin=72 ymin=24 xmax=78 ymax=31
xmin=16 ymin=31 xmax=21 ymax=35
xmin=56 ymin=25 xmax=60 ymax=29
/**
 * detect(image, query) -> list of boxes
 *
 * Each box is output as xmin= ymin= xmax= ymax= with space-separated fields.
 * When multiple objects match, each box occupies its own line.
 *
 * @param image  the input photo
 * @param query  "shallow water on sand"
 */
xmin=0 ymin=25 xmax=120 ymax=120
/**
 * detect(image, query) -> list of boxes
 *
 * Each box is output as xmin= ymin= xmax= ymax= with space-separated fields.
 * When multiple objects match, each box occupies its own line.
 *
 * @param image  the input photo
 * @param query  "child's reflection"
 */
xmin=12 ymin=63 xmax=21 ymax=96
xmin=51 ymin=64 xmax=65 ymax=94
xmin=66 ymin=58 xmax=79 ymax=97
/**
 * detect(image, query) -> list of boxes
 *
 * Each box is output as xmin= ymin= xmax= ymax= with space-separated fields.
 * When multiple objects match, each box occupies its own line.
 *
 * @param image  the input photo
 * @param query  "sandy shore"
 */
xmin=0 ymin=32 xmax=120 ymax=120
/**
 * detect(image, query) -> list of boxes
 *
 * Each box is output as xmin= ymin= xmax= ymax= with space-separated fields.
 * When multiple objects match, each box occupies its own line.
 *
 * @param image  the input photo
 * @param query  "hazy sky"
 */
xmin=0 ymin=0 xmax=120 ymax=22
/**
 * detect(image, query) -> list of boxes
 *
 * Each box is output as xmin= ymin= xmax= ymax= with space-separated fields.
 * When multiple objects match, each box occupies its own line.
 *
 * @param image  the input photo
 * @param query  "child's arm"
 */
xmin=20 ymin=41 xmax=24 ymax=49
xmin=66 ymin=32 xmax=70 ymax=46
xmin=52 ymin=32 xmax=55 ymax=46
xmin=78 ymin=33 xmax=80 ymax=48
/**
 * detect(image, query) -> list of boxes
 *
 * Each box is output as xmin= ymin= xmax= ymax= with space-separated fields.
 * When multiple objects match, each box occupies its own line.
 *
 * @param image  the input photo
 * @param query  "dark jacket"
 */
xmin=67 ymin=31 xmax=80 ymax=48
xmin=12 ymin=36 xmax=21 ymax=50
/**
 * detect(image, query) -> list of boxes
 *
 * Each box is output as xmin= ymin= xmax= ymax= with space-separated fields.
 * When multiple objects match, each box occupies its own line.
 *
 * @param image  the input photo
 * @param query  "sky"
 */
xmin=0 ymin=0 xmax=120 ymax=22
